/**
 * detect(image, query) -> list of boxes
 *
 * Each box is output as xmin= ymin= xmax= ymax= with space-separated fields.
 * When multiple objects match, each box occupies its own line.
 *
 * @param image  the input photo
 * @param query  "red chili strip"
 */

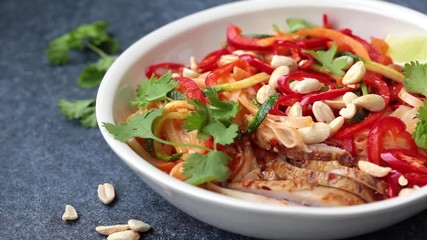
xmin=145 ymin=62 xmax=185 ymax=78
xmin=239 ymin=54 xmax=274 ymax=75
xmin=332 ymin=110 xmax=384 ymax=139
xmin=198 ymin=48 xmax=230 ymax=73
xmin=175 ymin=77 xmax=206 ymax=104
xmin=363 ymin=71 xmax=391 ymax=105
xmin=205 ymin=59 xmax=251 ymax=86
xmin=299 ymin=86 xmax=357 ymax=105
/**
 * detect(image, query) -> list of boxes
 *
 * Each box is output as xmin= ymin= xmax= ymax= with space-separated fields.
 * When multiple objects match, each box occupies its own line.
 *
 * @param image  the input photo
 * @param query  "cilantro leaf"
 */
xmin=103 ymin=109 xmax=163 ymax=142
xmin=286 ymin=18 xmax=317 ymax=33
xmin=305 ymin=44 xmax=346 ymax=76
xmin=47 ymin=21 xmax=119 ymax=65
xmin=203 ymin=87 xmax=239 ymax=125
xmin=403 ymin=61 xmax=427 ymax=97
xmin=204 ymin=122 xmax=239 ymax=146
xmin=184 ymin=100 xmax=209 ymax=139
xmin=132 ymin=71 xmax=178 ymax=109
xmin=58 ymin=98 xmax=97 ymax=128
xmin=413 ymin=101 xmax=427 ymax=148
xmin=77 ymin=56 xmax=117 ymax=89
xmin=183 ymin=150 xmax=231 ymax=185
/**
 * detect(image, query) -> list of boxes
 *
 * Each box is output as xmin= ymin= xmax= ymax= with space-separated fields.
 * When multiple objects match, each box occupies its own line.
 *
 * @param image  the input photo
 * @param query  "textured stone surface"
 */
xmin=1 ymin=0 xmax=427 ymax=239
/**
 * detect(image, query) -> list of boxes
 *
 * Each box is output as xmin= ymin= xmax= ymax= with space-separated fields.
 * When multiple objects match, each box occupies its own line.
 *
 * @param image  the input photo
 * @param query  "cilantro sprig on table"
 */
xmin=403 ymin=61 xmax=427 ymax=148
xmin=48 ymin=21 xmax=121 ymax=127
xmin=103 ymin=75 xmax=241 ymax=185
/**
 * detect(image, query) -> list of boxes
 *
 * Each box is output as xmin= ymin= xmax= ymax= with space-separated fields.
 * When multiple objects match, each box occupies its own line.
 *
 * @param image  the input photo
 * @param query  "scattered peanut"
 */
xmin=96 ymin=225 xmax=130 ymax=235
xmin=182 ymin=68 xmax=199 ymax=78
xmin=98 ymin=183 xmax=116 ymax=205
xmin=270 ymin=55 xmax=297 ymax=71
xmin=293 ymin=78 xmax=323 ymax=94
xmin=352 ymin=94 xmax=386 ymax=112
xmin=342 ymin=92 xmax=358 ymax=104
xmin=398 ymin=188 xmax=416 ymax=197
xmin=287 ymin=102 xmax=303 ymax=117
xmin=298 ymin=122 xmax=331 ymax=144
xmin=339 ymin=103 xmax=357 ymax=119
xmin=329 ymin=116 xmax=345 ymax=135
xmin=398 ymin=175 xmax=408 ymax=186
xmin=107 ymin=230 xmax=140 ymax=240
xmin=358 ymin=161 xmax=392 ymax=177
xmin=128 ymin=219 xmax=151 ymax=233
xmin=62 ymin=204 xmax=78 ymax=221
xmin=334 ymin=55 xmax=354 ymax=70
xmin=342 ymin=61 xmax=366 ymax=85
xmin=256 ymin=85 xmax=276 ymax=104
xmin=324 ymin=98 xmax=346 ymax=109
xmin=312 ymin=101 xmax=335 ymax=123
xmin=269 ymin=65 xmax=290 ymax=88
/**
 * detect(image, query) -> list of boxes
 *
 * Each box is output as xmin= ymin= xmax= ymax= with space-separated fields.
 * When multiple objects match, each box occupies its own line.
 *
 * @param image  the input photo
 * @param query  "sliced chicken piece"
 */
xmin=223 ymin=137 xmax=261 ymax=182
xmin=278 ymin=143 xmax=356 ymax=167
xmin=267 ymin=160 xmax=377 ymax=202
xmin=206 ymin=182 xmax=289 ymax=206
xmin=227 ymin=180 xmax=365 ymax=207
xmin=292 ymin=159 xmax=387 ymax=195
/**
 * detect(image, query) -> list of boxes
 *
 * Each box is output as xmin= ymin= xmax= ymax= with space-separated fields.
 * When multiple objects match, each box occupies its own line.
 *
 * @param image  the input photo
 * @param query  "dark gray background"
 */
xmin=1 ymin=0 xmax=427 ymax=239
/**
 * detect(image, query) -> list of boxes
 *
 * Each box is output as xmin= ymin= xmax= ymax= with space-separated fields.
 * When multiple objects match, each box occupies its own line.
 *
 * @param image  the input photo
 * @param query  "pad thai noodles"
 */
xmin=104 ymin=15 xmax=427 ymax=206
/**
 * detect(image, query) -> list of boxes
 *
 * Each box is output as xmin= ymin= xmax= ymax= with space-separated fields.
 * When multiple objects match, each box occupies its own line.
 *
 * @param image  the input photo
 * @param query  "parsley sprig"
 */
xmin=48 ymin=21 xmax=121 ymax=127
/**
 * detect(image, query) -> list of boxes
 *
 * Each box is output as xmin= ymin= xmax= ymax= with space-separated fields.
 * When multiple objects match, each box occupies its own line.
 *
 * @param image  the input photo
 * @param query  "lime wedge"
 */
xmin=385 ymin=35 xmax=427 ymax=65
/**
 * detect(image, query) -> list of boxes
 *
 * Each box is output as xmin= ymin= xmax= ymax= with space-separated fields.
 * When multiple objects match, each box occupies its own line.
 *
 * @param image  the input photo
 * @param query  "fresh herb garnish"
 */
xmin=413 ymin=101 xmax=427 ymax=149
xmin=305 ymin=43 xmax=347 ymax=76
xmin=48 ymin=21 xmax=121 ymax=128
xmin=286 ymin=18 xmax=317 ymax=33
xmin=58 ymin=98 xmax=97 ymax=128
xmin=183 ymin=150 xmax=230 ymax=185
xmin=132 ymin=71 xmax=178 ymax=109
xmin=403 ymin=61 xmax=427 ymax=96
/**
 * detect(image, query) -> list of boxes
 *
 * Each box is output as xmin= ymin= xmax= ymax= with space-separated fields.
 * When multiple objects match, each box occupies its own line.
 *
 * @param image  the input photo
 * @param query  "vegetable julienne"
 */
xmin=104 ymin=15 xmax=427 ymax=206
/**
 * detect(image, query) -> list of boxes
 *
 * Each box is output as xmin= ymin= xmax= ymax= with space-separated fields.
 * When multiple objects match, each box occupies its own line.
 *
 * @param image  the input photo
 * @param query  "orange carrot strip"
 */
xmin=296 ymin=28 xmax=371 ymax=60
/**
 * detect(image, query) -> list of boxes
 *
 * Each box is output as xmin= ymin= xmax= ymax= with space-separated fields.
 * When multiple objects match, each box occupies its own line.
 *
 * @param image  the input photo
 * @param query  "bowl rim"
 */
xmin=97 ymin=0 xmax=427 ymax=217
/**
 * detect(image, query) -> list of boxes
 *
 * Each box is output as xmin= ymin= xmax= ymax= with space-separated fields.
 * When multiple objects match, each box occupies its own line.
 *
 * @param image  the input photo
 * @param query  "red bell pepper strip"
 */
xmin=387 ymin=170 xmax=403 ymax=198
xmin=198 ymin=48 xmax=230 ymax=73
xmin=269 ymin=93 xmax=303 ymax=115
xmin=277 ymin=71 xmax=336 ymax=94
xmin=227 ymin=24 xmax=293 ymax=52
xmin=174 ymin=77 xmax=206 ymax=104
xmin=381 ymin=149 xmax=427 ymax=174
xmin=145 ymin=62 xmax=185 ymax=78
xmin=296 ymin=38 xmax=329 ymax=50
xmin=332 ymin=110 xmax=384 ymax=139
xmin=205 ymin=59 xmax=252 ymax=86
xmin=362 ymin=71 xmax=390 ymax=105
xmin=239 ymin=54 xmax=274 ymax=75
xmin=403 ymin=173 xmax=427 ymax=187
xmin=367 ymin=117 xmax=417 ymax=166
xmin=389 ymin=82 xmax=403 ymax=102
xmin=299 ymin=86 xmax=357 ymax=105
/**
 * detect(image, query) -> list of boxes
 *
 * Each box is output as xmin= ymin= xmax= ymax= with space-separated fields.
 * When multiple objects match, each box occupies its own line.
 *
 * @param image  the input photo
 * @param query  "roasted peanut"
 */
xmin=339 ymin=103 xmax=357 ymax=119
xmin=342 ymin=61 xmax=366 ymax=85
xmin=293 ymin=78 xmax=323 ymax=94
xmin=256 ymin=85 xmax=276 ymax=104
xmin=352 ymin=94 xmax=386 ymax=112
xmin=343 ymin=92 xmax=358 ymax=104
xmin=128 ymin=219 xmax=151 ymax=233
xmin=334 ymin=55 xmax=354 ymax=70
xmin=62 ymin=204 xmax=78 ymax=221
xmin=298 ymin=122 xmax=331 ymax=144
xmin=107 ymin=230 xmax=140 ymax=240
xmin=96 ymin=225 xmax=130 ymax=235
xmin=270 ymin=55 xmax=297 ymax=71
xmin=269 ymin=65 xmax=290 ymax=88
xmin=98 ymin=183 xmax=116 ymax=205
xmin=312 ymin=101 xmax=335 ymax=123
xmin=182 ymin=68 xmax=199 ymax=78
xmin=287 ymin=102 xmax=303 ymax=117
xmin=358 ymin=161 xmax=392 ymax=177
xmin=329 ymin=116 xmax=345 ymax=135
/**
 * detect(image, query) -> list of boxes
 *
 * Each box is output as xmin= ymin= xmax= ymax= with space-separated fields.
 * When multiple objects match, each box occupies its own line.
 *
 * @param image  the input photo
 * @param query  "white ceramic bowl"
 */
xmin=97 ymin=0 xmax=427 ymax=239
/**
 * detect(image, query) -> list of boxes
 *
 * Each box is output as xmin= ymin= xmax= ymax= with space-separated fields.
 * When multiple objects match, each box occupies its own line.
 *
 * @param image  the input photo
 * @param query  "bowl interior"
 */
xmin=97 ymin=0 xmax=427 ymax=238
